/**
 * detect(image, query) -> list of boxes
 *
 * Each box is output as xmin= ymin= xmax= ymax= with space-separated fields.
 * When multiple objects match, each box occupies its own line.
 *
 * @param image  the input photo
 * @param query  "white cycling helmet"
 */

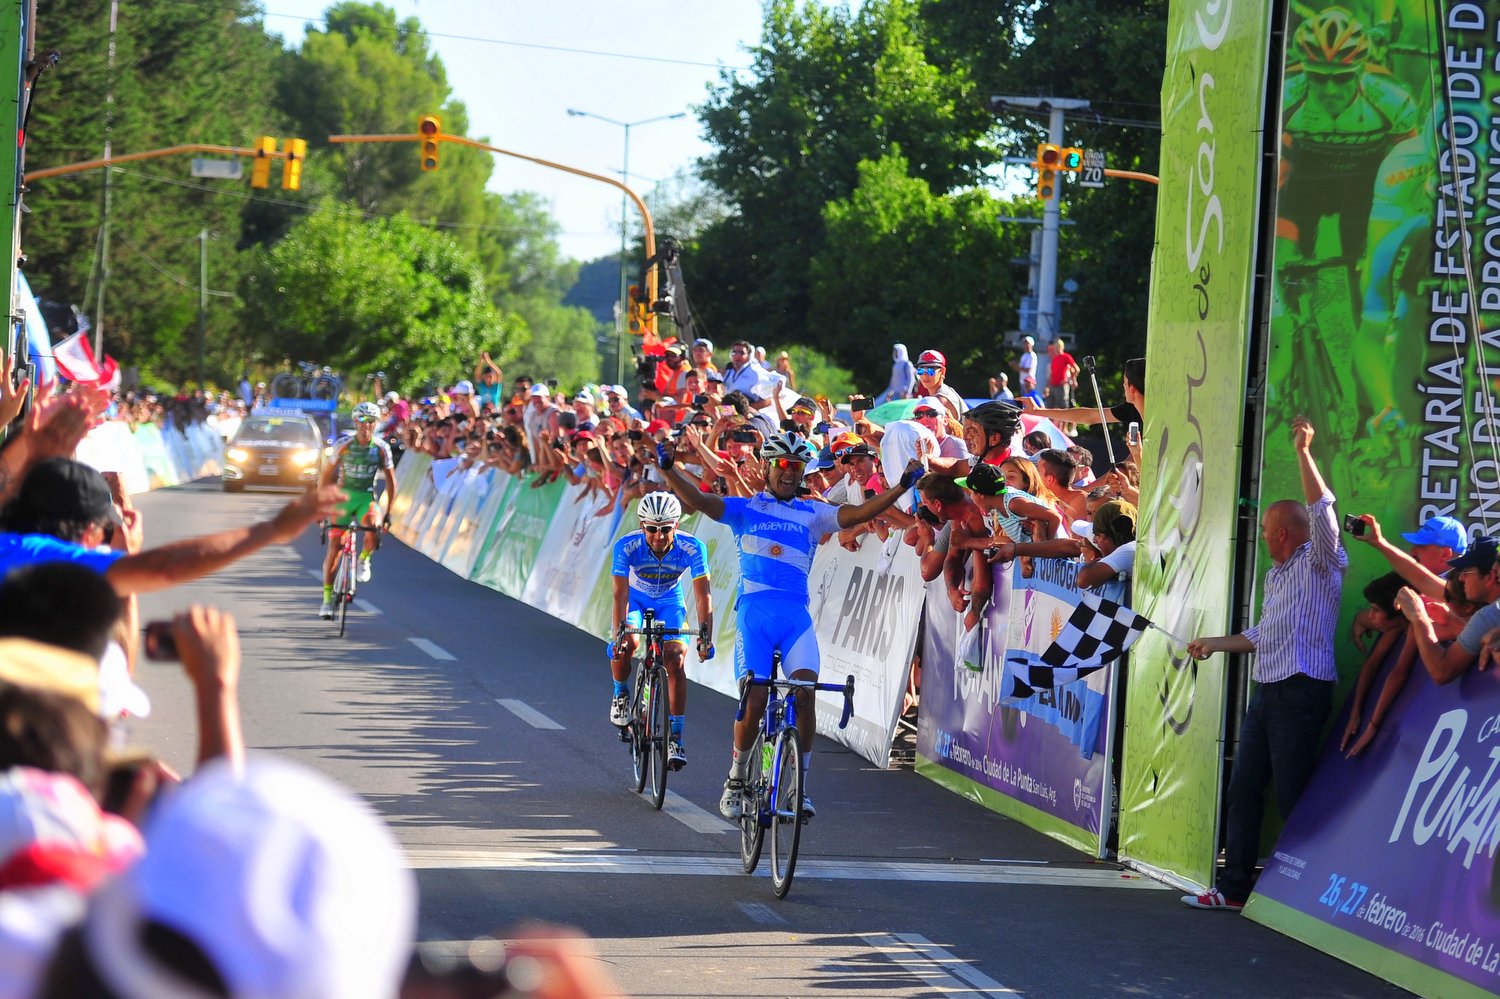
xmin=353 ymin=401 xmax=382 ymax=423
xmin=759 ymin=431 xmax=818 ymax=464
xmin=637 ymin=492 xmax=682 ymax=525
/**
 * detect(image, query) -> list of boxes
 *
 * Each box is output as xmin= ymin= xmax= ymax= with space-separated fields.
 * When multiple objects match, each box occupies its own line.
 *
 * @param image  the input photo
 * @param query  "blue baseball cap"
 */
xmin=1403 ymin=516 xmax=1468 ymax=555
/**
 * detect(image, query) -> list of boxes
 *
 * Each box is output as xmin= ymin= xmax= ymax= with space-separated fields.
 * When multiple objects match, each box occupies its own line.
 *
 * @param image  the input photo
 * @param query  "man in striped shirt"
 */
xmin=1182 ymin=416 xmax=1346 ymax=910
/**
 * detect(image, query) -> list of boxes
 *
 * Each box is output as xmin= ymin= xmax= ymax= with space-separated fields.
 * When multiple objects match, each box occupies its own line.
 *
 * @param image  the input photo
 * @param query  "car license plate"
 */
xmin=259 ymin=464 xmax=278 ymax=476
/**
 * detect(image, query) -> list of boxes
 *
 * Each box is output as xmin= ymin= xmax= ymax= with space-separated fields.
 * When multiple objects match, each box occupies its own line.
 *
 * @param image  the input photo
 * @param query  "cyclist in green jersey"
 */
xmin=318 ymin=402 xmax=396 ymax=619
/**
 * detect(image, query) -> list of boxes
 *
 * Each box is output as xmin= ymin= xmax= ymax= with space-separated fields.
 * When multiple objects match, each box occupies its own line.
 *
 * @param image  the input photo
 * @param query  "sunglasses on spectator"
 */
xmin=691 ymin=420 xmax=712 ymax=429
xmin=913 ymin=408 xmax=939 ymax=418
xmin=916 ymin=366 xmax=942 ymax=375
xmin=643 ymin=524 xmax=675 ymax=534
xmin=790 ymin=407 xmax=815 ymax=417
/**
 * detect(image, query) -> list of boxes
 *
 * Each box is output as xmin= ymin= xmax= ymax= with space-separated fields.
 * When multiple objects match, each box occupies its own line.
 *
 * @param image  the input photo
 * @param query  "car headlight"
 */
xmin=226 ymin=447 xmax=250 ymax=463
xmin=291 ymin=447 xmax=320 ymax=468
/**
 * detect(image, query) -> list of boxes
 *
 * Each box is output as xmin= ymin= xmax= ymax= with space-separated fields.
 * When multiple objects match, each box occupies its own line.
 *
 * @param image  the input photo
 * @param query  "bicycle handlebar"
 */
xmin=621 ymin=627 xmax=699 ymax=637
xmin=735 ymin=673 xmax=857 ymax=730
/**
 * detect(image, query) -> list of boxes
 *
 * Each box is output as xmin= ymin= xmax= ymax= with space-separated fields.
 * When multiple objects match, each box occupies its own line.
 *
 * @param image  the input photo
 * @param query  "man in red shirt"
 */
xmin=1045 ymin=339 xmax=1081 ymax=407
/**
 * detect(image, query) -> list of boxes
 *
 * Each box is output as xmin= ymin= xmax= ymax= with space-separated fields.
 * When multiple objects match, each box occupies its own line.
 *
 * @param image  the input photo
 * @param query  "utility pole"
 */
xmin=93 ymin=0 xmax=119 ymax=360
xmin=197 ymin=229 xmax=207 ymax=387
xmin=990 ymin=96 xmax=1090 ymax=346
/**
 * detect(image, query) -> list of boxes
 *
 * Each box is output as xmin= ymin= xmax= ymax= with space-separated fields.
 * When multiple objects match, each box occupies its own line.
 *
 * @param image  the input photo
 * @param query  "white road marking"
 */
xmin=401 ymin=847 xmax=1167 ymax=889
xmin=495 ymin=699 xmax=564 ymax=731
xmin=662 ymin=790 xmax=733 ymax=835
xmin=354 ymin=598 xmax=382 ymax=615
xmin=861 ymin=932 xmax=1014 ymax=996
xmin=306 ymin=569 xmax=323 ymax=580
xmin=736 ymin=901 xmax=788 ymax=926
xmin=408 ymin=638 xmax=456 ymax=661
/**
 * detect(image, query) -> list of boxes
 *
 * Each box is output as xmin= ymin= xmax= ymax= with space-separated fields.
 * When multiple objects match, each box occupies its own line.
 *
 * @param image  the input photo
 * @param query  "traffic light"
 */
xmin=249 ymin=135 xmax=276 ymax=189
xmin=281 ymin=137 xmax=307 ymax=191
xmin=418 ymin=115 xmax=441 ymax=171
xmin=1060 ymin=147 xmax=1084 ymax=172
xmin=627 ymin=284 xmax=649 ymax=334
xmin=1035 ymin=143 xmax=1060 ymax=200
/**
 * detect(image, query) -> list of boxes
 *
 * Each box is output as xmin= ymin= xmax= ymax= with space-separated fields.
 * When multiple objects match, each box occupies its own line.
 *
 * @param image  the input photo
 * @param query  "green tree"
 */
xmin=808 ymin=152 xmax=1029 ymax=391
xmin=768 ymin=344 xmax=857 ymax=400
xmin=692 ymin=0 xmax=994 ymax=350
xmin=241 ymin=200 xmax=518 ymax=394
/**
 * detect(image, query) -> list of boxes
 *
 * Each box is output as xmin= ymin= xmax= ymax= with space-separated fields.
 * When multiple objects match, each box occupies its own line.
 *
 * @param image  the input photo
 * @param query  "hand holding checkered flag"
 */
xmin=1004 ymin=591 xmax=1153 ymax=698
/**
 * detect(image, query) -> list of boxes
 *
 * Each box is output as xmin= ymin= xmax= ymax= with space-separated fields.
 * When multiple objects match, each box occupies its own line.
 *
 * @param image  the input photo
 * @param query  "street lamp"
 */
xmin=565 ymin=108 xmax=687 ymax=384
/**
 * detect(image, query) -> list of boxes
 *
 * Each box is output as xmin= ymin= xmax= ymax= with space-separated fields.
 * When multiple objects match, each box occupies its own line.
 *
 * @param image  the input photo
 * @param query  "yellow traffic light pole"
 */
xmin=326 ymin=130 xmax=661 ymax=334
xmin=23 ymin=142 xmax=291 ymax=182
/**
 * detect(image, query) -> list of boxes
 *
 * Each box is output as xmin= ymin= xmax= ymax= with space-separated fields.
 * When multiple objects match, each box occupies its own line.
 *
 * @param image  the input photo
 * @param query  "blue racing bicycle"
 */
xmin=732 ymin=654 xmax=855 ymax=898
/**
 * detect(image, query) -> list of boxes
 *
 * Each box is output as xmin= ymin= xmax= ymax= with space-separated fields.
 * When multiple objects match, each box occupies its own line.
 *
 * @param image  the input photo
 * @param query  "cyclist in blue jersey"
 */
xmin=656 ymin=431 xmax=922 ymax=820
xmin=608 ymin=491 xmax=715 ymax=770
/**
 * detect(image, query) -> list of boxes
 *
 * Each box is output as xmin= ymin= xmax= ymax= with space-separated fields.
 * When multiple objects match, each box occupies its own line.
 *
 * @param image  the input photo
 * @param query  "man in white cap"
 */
xmin=449 ymin=379 xmax=476 ymax=418
xmin=523 ymin=382 xmax=557 ymax=458
xmin=690 ymin=338 xmax=718 ymax=373
xmin=573 ymin=389 xmax=599 ymax=430
xmin=603 ymin=385 xmax=641 ymax=422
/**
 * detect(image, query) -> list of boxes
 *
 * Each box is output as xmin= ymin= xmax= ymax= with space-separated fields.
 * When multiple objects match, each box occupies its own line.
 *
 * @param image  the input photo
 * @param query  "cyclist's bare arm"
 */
xmin=693 ymin=576 xmax=713 ymax=642
xmin=381 ymin=466 xmax=397 ymax=519
xmin=611 ymin=576 xmax=630 ymax=640
xmin=662 ymin=463 xmax=726 ymax=521
xmin=836 ymin=460 xmax=921 ymax=529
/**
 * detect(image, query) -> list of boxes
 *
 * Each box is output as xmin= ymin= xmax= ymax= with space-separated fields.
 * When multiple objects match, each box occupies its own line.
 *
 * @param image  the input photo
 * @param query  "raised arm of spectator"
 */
xmin=1348 ymin=513 xmax=1446 ymax=600
xmin=0 ymin=349 xmax=29 ymax=431
xmin=474 ymin=351 xmax=502 ymax=381
xmin=1293 ymin=417 xmax=1343 ymax=572
xmin=1018 ymin=400 xmax=1117 ymax=425
xmin=106 ymin=485 xmax=343 ymax=595
xmin=1395 ymin=586 xmax=1475 ymax=684
xmin=170 ymin=605 xmax=244 ymax=769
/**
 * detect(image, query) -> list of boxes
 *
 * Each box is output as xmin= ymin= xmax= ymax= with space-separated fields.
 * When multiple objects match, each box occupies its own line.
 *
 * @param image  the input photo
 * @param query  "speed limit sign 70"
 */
xmin=1079 ymin=149 xmax=1106 ymax=189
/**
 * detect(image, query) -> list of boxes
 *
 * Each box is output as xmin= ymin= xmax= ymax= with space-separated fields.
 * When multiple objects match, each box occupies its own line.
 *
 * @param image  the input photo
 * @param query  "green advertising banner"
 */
xmin=1119 ymin=0 xmax=1271 ymax=889
xmin=1257 ymin=0 xmax=1467 ymax=628
xmin=468 ymin=475 xmax=565 ymax=599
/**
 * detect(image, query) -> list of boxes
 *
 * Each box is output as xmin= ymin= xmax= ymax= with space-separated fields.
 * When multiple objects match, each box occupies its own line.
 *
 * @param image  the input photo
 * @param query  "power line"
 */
xmin=262 ymin=10 xmax=754 ymax=72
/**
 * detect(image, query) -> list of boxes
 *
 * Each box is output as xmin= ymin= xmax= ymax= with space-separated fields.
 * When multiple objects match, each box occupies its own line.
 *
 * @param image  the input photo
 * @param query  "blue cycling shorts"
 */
xmin=733 ymin=597 xmax=820 ymax=682
xmin=610 ymin=592 xmax=689 ymax=659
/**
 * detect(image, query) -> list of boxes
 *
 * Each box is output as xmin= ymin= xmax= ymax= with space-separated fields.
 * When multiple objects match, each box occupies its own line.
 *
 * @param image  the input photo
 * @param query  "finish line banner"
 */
xmin=1245 ymin=660 xmax=1500 ymax=999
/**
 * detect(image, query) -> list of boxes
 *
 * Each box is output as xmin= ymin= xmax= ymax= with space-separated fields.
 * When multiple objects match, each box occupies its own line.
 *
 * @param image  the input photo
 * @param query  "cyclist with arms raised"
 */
xmin=608 ymin=491 xmax=714 ymax=770
xmin=318 ymin=401 xmax=395 ymax=619
xmin=656 ymin=431 xmax=922 ymax=820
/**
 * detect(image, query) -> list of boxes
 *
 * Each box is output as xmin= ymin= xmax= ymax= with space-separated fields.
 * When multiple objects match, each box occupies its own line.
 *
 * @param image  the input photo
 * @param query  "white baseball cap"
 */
xmin=451 ymin=380 xmax=474 ymax=395
xmin=83 ymin=754 xmax=416 ymax=999
xmin=527 ymin=384 xmax=550 ymax=398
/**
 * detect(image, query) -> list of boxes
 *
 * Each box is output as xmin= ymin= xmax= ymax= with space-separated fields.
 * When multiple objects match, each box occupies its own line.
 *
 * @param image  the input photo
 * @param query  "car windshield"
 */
xmin=236 ymin=418 xmax=316 ymax=444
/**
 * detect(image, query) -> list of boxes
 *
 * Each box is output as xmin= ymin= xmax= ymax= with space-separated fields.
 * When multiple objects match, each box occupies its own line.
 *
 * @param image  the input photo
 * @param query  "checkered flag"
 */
xmin=1004 ymin=591 xmax=1152 ymax=698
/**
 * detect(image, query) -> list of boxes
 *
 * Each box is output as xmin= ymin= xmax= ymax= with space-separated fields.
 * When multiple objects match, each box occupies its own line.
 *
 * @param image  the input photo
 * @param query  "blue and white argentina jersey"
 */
xmin=611 ymin=531 xmax=709 ymax=600
xmin=719 ymin=493 xmax=843 ymax=603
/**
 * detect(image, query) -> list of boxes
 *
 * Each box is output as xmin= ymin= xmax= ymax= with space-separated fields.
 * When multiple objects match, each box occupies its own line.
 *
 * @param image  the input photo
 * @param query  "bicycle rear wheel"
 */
xmin=769 ymin=728 xmax=803 ymax=899
xmin=269 ymin=372 xmax=301 ymax=399
xmin=647 ymin=665 xmax=669 ymax=810
xmin=309 ymin=375 xmax=340 ymax=401
xmin=739 ymin=732 xmax=765 ymax=874
xmin=629 ymin=661 xmax=648 ymax=794
xmin=334 ymin=552 xmax=353 ymax=637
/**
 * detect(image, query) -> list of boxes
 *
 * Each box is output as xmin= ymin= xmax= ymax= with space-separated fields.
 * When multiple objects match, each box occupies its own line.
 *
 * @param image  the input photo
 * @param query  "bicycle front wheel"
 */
xmin=739 ymin=732 xmax=765 ymax=874
xmin=769 ymin=728 xmax=803 ymax=899
xmin=629 ymin=661 xmax=648 ymax=794
xmin=647 ymin=665 xmax=669 ymax=810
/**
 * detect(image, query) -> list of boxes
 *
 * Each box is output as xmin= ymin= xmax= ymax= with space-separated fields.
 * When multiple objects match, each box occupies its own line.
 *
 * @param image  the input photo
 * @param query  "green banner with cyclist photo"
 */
xmin=1120 ymin=0 xmax=1271 ymax=889
xmin=1244 ymin=0 xmax=1500 ymax=990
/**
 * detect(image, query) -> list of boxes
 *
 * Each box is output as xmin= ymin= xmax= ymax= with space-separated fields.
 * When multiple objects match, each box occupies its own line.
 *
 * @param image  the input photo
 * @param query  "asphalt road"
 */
xmin=127 ymin=479 xmax=1408 ymax=999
